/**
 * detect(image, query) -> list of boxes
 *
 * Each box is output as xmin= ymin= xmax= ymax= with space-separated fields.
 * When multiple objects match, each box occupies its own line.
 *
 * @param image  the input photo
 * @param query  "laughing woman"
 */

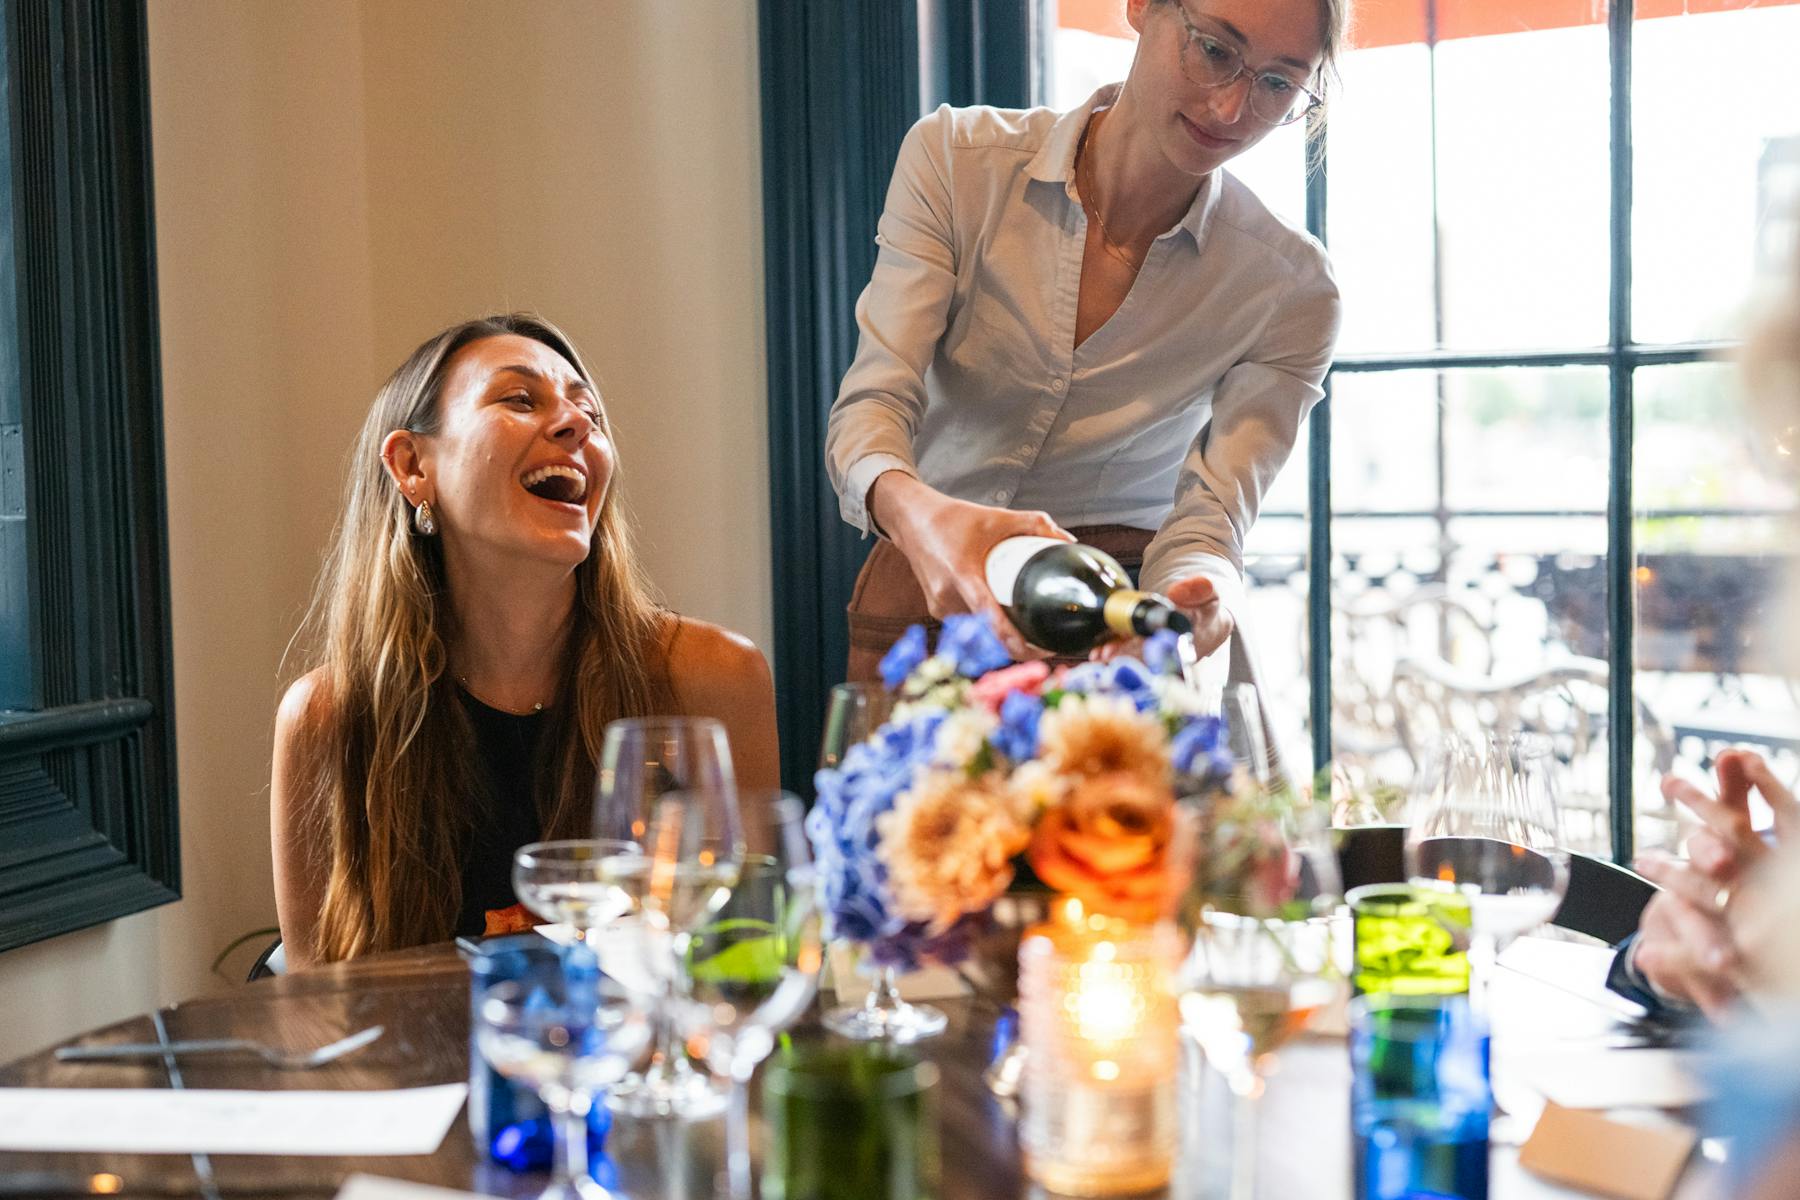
xmin=271 ymin=314 xmax=777 ymax=970
xmin=828 ymin=0 xmax=1345 ymax=678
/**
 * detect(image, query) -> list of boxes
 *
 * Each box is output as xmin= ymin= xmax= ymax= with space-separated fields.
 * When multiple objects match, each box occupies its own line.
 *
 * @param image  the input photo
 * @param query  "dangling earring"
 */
xmin=414 ymin=499 xmax=438 ymax=536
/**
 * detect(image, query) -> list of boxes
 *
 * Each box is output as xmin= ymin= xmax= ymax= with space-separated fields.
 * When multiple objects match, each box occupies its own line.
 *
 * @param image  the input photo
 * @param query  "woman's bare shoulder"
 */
xmin=663 ymin=616 xmax=773 ymax=711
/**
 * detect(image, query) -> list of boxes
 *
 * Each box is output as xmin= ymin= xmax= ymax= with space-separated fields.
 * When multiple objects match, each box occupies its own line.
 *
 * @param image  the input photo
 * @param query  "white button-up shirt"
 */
xmin=825 ymin=87 xmax=1341 ymax=623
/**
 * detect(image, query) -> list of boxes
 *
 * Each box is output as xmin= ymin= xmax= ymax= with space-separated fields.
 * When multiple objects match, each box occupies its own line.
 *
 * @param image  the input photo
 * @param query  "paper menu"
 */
xmin=0 ymin=1083 xmax=468 ymax=1156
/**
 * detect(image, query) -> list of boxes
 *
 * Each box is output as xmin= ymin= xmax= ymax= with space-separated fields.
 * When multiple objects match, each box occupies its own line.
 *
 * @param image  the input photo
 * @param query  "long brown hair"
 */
xmin=294 ymin=314 xmax=673 ymax=962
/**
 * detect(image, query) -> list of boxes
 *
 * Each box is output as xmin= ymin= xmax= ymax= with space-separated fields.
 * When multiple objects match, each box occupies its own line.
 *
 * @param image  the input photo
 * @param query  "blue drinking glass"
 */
xmin=1351 ymin=993 xmax=1491 ymax=1200
xmin=467 ymin=935 xmax=613 ymax=1178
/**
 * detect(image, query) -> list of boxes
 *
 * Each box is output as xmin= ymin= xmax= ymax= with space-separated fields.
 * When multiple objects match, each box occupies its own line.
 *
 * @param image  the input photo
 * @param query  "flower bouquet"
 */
xmin=807 ymin=615 xmax=1234 ymax=974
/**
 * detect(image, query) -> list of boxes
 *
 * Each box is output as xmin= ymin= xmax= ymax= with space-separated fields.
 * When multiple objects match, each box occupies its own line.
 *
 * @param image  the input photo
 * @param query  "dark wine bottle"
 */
xmin=983 ymin=536 xmax=1192 ymax=654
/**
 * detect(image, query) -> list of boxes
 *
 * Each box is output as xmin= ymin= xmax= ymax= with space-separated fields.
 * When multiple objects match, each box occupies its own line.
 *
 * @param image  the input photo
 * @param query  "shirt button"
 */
xmin=992 ymin=489 xmax=1009 ymax=503
xmin=1051 ymin=377 xmax=1066 ymax=393
xmin=1018 ymin=442 xmax=1034 ymax=456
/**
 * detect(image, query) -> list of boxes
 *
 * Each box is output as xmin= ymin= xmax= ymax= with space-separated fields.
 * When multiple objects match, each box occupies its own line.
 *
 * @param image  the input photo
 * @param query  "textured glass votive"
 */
xmin=1018 ymin=900 xmax=1183 ymax=1197
xmin=1349 ymin=883 xmax=1473 ymax=997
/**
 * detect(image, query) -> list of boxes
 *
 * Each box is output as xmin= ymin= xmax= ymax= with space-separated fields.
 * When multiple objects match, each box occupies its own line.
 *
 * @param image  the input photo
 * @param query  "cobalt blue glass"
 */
xmin=467 ymin=934 xmax=612 ymax=1175
xmin=1351 ymin=993 xmax=1491 ymax=1200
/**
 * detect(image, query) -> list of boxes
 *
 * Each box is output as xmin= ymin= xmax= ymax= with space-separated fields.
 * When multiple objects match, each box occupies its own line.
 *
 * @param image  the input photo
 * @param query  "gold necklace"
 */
xmin=457 ymin=674 xmax=546 ymax=715
xmin=1076 ymin=112 xmax=1145 ymax=273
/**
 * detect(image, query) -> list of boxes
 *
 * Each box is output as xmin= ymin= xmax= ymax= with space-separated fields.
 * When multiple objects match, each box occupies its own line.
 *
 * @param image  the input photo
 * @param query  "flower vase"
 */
xmin=1018 ymin=899 xmax=1182 ymax=1196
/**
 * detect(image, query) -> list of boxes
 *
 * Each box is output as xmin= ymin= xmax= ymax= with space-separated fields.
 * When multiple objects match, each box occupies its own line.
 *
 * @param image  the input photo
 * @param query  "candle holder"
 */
xmin=1018 ymin=898 xmax=1182 ymax=1196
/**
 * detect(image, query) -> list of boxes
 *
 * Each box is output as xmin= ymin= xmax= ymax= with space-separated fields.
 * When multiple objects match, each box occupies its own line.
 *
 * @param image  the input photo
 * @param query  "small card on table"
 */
xmin=1518 ymin=1101 xmax=1698 ymax=1200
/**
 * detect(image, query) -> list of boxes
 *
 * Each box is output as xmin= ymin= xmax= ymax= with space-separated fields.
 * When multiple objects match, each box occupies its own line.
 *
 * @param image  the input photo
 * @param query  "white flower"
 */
xmin=932 ymin=706 xmax=998 ymax=771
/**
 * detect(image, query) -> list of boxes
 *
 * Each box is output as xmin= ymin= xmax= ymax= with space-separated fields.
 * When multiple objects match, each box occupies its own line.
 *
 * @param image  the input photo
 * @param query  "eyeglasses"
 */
xmin=1172 ymin=4 xmax=1323 ymax=128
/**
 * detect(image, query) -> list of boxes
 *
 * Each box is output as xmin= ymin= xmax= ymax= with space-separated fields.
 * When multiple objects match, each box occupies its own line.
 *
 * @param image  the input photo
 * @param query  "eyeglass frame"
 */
xmin=1170 ymin=2 xmax=1325 ymax=128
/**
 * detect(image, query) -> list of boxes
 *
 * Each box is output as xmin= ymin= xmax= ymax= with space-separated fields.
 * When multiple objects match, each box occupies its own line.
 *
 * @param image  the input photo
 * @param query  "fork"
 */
xmin=55 ymin=1024 xmax=385 ymax=1070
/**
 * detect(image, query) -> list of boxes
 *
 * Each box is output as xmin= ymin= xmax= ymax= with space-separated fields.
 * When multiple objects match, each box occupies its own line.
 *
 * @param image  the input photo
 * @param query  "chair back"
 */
xmin=1551 ymin=852 xmax=1658 ymax=945
xmin=247 ymin=937 xmax=286 ymax=982
xmin=1334 ymin=827 xmax=1657 ymax=946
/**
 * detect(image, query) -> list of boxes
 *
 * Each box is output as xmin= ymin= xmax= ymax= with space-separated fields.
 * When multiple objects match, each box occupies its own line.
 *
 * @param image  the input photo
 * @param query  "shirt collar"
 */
xmin=1025 ymin=83 xmax=1223 ymax=250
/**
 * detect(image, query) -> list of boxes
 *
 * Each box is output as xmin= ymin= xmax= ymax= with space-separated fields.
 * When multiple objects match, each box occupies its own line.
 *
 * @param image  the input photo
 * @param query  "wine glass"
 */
xmin=473 ymin=946 xmax=652 ymax=1200
xmin=1177 ymin=781 xmax=1343 ymax=1200
xmin=816 ymin=681 xmax=947 ymax=1043
xmin=674 ymin=790 xmax=824 ymax=1200
xmin=1404 ymin=731 xmax=1571 ymax=1013
xmin=512 ymin=840 xmax=642 ymax=942
xmin=594 ymin=716 xmax=743 ymax=1118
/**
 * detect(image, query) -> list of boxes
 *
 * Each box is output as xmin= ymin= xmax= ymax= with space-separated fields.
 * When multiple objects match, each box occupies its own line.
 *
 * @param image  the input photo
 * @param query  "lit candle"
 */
xmin=1019 ymin=898 xmax=1182 ymax=1196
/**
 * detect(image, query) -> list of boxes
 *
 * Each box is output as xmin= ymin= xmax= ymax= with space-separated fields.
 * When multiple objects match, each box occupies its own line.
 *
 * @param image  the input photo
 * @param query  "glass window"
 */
xmin=1045 ymin=0 xmax=1799 ymax=859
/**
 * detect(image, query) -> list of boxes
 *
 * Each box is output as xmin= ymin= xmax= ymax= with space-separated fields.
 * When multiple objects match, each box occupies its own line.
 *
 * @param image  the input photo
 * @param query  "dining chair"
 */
xmin=247 ymin=936 xmax=286 ymax=982
xmin=1335 ymin=825 xmax=1658 ymax=946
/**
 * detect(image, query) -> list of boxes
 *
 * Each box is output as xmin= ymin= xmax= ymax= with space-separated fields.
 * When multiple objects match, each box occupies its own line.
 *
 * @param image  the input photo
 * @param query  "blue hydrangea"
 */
xmin=878 ymin=624 xmax=929 ymax=690
xmin=806 ymin=709 xmax=945 ymax=945
xmin=1171 ymin=714 xmax=1233 ymax=785
xmin=937 ymin=613 xmax=1012 ymax=678
xmin=993 ymin=690 xmax=1045 ymax=763
xmin=1142 ymin=630 xmax=1183 ymax=676
xmin=1055 ymin=657 xmax=1159 ymax=712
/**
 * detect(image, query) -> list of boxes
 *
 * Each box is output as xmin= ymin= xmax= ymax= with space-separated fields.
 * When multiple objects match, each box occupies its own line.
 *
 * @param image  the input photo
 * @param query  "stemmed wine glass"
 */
xmin=1177 ymin=713 xmax=1343 ymax=1200
xmin=513 ymin=840 xmax=643 ymax=942
xmin=1404 ymin=731 xmax=1571 ymax=1013
xmin=473 ymin=946 xmax=652 ymax=1200
xmin=674 ymin=790 xmax=824 ymax=1200
xmin=594 ymin=716 xmax=744 ymax=1118
xmin=815 ymin=681 xmax=948 ymax=1042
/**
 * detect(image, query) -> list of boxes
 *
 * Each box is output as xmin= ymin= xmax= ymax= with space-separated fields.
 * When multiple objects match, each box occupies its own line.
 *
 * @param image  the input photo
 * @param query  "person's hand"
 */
xmin=1163 ymin=575 xmax=1235 ymax=659
xmin=869 ymin=471 xmax=1072 ymax=660
xmin=1630 ymin=750 xmax=1797 ymax=1016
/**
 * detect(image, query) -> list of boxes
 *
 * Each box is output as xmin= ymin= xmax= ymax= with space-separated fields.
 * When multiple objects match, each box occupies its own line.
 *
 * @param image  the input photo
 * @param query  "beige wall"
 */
xmin=0 ymin=0 xmax=769 ymax=1064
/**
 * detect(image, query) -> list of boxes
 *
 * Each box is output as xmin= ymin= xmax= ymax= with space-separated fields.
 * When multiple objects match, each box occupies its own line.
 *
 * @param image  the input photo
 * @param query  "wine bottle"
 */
xmin=984 ymin=536 xmax=1192 ymax=654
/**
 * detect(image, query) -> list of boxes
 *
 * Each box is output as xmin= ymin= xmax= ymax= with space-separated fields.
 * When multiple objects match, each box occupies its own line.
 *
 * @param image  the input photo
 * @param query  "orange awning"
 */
xmin=1057 ymin=0 xmax=1797 ymax=50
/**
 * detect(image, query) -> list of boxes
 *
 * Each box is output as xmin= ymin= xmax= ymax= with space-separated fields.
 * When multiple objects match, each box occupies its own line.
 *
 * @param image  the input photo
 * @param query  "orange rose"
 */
xmin=1027 ymin=771 xmax=1182 ymax=923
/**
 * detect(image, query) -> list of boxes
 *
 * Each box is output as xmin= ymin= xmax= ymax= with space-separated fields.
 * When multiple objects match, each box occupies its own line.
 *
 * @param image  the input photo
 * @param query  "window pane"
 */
xmin=1330 ymin=22 xmax=1611 ymax=355
xmin=1329 ymin=368 xmax=1615 ymax=853
xmin=1632 ymin=361 xmax=1800 ymax=854
xmin=1633 ymin=3 xmax=1800 ymax=345
xmin=1244 ymin=420 xmax=1312 ymax=778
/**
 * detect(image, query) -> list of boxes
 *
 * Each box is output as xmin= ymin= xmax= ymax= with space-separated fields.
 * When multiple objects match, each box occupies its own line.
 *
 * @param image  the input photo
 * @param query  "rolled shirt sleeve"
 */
xmin=825 ymin=109 xmax=961 ymax=535
xmin=1139 ymin=247 xmax=1342 ymax=623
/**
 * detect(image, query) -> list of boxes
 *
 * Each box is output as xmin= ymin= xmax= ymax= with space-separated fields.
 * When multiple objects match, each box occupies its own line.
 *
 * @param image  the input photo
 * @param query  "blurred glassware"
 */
xmin=1404 ymin=731 xmax=1571 ymax=1012
xmin=762 ymin=1041 xmax=941 ymax=1200
xmin=816 ymin=681 xmax=948 ymax=1043
xmin=1350 ymin=993 xmax=1490 ymax=1200
xmin=676 ymin=791 xmax=824 ymax=1200
xmin=472 ymin=945 xmax=650 ymax=1200
xmin=594 ymin=716 xmax=743 ymax=1118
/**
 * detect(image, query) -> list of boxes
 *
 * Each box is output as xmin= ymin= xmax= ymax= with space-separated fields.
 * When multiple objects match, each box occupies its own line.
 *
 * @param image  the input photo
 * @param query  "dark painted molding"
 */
xmin=0 ymin=0 xmax=177 ymax=953
xmin=757 ymin=0 xmax=921 ymax=795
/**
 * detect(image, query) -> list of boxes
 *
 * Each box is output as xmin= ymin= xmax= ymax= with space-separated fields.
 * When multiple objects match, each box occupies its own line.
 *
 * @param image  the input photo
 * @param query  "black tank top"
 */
xmin=454 ymin=689 xmax=548 ymax=937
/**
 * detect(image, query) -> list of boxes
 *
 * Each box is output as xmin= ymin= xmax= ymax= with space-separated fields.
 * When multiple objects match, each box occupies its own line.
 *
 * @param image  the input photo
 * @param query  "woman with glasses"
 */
xmin=828 ymin=0 xmax=1346 ymax=680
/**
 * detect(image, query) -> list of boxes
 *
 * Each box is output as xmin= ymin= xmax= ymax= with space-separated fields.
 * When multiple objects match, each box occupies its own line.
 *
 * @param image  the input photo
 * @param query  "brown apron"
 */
xmin=844 ymin=524 xmax=1156 ymax=684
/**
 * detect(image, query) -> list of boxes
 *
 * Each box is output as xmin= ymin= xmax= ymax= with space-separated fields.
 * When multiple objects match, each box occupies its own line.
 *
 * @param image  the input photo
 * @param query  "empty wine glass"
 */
xmin=1404 ymin=731 xmax=1571 ymax=1012
xmin=513 ymin=840 xmax=642 ymax=942
xmin=676 ymin=790 xmax=824 ymax=1200
xmin=816 ymin=681 xmax=947 ymax=1043
xmin=594 ymin=716 xmax=743 ymax=1118
xmin=1178 ymin=783 xmax=1343 ymax=1200
xmin=473 ymin=946 xmax=652 ymax=1200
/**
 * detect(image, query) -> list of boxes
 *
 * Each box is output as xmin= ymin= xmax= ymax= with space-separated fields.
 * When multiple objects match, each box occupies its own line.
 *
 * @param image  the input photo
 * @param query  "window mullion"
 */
xmin=1607 ymin=0 xmax=1637 ymax=866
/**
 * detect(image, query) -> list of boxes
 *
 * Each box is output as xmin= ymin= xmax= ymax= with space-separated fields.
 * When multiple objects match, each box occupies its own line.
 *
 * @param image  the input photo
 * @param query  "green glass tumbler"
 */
xmin=762 ymin=1041 xmax=940 ymax=1200
xmin=1348 ymin=883 xmax=1473 ymax=997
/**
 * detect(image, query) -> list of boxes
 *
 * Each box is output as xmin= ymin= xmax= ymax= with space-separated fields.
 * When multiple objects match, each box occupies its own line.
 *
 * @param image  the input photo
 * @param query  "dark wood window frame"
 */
xmin=0 ymin=0 xmax=177 ymax=952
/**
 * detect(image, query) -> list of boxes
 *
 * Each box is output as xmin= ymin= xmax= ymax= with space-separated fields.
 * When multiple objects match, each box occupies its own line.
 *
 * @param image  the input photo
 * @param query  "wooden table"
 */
xmin=0 ymin=940 xmax=1719 ymax=1199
